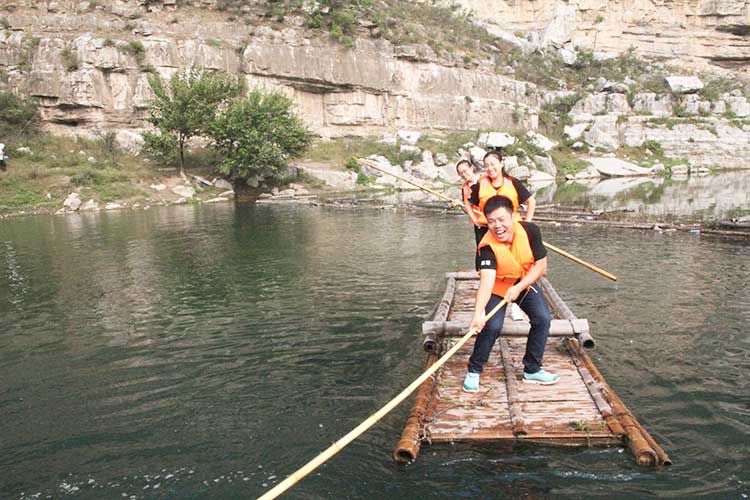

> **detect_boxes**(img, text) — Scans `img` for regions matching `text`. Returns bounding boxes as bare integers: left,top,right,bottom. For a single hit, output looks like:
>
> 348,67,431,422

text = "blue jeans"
467,283,551,374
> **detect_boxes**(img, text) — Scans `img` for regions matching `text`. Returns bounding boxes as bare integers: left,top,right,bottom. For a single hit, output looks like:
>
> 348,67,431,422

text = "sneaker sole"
462,385,479,393
523,378,560,385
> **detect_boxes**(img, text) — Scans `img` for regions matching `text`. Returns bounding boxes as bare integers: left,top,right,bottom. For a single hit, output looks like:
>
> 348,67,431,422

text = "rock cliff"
457,0,750,71
0,1,540,139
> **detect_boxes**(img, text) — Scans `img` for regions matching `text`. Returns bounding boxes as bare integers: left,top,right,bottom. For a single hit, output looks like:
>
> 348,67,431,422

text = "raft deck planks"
395,273,670,466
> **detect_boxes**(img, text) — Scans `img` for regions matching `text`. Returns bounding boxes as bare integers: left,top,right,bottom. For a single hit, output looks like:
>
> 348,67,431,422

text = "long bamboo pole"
354,157,617,282
256,299,508,500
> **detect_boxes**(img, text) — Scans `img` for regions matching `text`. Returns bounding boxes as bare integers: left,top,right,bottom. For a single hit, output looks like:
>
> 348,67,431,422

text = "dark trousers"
468,283,551,375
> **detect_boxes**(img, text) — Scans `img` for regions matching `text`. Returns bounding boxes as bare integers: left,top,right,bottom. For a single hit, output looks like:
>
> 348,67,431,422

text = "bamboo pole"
354,158,618,282
542,243,617,282
256,299,508,500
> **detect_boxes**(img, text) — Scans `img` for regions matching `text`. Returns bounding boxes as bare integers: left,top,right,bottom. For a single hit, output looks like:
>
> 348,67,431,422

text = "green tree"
0,91,39,140
143,69,242,175
208,88,312,191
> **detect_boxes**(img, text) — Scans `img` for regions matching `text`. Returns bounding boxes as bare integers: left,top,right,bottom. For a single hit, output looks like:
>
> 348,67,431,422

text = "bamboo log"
445,271,480,280
256,298,509,500
563,338,671,466
499,338,527,436
423,277,456,353
422,319,589,337
393,353,439,462
540,277,595,349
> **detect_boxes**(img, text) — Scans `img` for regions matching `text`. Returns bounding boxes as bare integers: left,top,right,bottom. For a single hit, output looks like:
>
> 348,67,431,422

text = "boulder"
105,202,123,210
592,52,617,62
115,130,144,154
150,183,166,191
434,153,449,166
567,165,600,180
486,132,516,149
214,179,233,190
564,123,588,140
397,130,421,145
633,93,673,117
172,185,195,198
63,193,82,211
80,199,99,211
665,76,704,94
412,151,441,180
16,147,32,154
503,156,520,171
526,131,557,152
509,165,530,180
726,95,750,117
558,47,577,66
527,170,556,183
585,157,654,177
583,115,620,151
400,144,421,155
469,146,488,164
570,94,606,116
533,155,557,177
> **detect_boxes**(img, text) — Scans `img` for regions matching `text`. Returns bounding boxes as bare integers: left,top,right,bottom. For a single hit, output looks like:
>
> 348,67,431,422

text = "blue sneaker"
463,372,480,392
523,369,560,385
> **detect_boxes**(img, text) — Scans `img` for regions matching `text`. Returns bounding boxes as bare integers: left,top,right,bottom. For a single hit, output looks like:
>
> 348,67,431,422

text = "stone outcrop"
455,0,750,71
0,2,540,138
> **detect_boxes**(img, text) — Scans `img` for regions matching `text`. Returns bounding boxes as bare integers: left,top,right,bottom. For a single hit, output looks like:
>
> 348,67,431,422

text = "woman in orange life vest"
466,150,536,246
462,194,559,392
456,158,479,212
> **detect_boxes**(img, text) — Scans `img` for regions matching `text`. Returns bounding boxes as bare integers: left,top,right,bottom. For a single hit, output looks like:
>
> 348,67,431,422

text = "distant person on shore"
0,143,6,172
467,150,536,245
463,195,558,392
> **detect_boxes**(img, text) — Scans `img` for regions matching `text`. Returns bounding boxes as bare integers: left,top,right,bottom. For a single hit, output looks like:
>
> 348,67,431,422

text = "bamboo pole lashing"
256,298,509,500
354,158,618,282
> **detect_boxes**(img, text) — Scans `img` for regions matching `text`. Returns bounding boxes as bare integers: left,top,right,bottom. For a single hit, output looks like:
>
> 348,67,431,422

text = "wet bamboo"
499,338,528,436
256,299,509,500
393,353,439,462
354,158,618,282
564,338,671,466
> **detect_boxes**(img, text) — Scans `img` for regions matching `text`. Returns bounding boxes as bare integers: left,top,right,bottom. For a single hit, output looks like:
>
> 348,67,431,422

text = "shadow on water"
0,201,748,499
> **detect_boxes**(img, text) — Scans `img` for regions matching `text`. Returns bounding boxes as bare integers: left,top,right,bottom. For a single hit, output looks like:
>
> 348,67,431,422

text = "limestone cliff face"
457,0,750,70
0,1,540,138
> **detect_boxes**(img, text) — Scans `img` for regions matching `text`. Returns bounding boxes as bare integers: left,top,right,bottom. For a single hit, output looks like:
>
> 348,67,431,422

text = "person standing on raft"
466,150,536,246
463,195,559,392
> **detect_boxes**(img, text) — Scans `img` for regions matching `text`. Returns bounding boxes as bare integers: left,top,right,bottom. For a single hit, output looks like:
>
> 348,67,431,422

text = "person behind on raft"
463,194,559,392
455,159,480,226
467,150,536,246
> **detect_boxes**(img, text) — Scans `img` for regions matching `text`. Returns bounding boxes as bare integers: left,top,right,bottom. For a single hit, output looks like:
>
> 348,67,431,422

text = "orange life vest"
473,174,521,226
478,221,535,297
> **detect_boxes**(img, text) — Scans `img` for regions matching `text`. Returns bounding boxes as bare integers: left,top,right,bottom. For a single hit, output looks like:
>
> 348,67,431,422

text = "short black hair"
455,159,473,175
483,150,503,163
483,195,514,217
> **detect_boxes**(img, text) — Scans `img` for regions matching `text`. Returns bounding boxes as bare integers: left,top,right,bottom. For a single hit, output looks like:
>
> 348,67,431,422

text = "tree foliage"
0,91,39,140
143,69,242,172
208,89,312,186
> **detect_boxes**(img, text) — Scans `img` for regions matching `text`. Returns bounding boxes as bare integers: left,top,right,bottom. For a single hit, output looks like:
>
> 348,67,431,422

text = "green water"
1,203,748,499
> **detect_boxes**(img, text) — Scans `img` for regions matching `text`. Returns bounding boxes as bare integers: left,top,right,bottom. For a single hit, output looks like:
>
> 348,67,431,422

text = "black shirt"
476,222,547,270
468,175,532,207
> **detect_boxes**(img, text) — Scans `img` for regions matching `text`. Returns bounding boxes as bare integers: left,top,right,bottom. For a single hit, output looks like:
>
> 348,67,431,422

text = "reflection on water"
0,203,749,499
533,170,750,221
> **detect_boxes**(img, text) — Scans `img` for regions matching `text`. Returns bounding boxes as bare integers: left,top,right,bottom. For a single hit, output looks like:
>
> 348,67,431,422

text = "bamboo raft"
394,272,671,467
